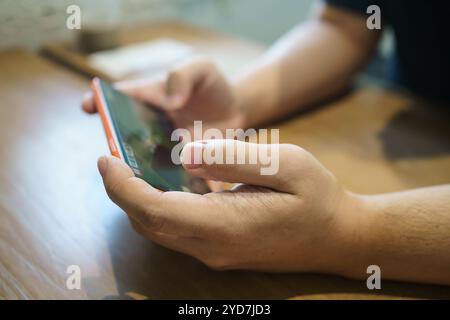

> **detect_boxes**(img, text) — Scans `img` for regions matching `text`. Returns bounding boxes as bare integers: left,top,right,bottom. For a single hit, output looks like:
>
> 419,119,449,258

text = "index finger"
82,77,167,114
81,79,151,114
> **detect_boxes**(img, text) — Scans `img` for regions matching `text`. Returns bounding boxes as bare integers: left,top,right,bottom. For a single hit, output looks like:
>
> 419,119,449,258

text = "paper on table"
87,38,194,79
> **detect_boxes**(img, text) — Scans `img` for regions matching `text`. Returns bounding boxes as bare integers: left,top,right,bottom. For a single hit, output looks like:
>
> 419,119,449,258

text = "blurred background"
0,0,392,83
0,0,315,49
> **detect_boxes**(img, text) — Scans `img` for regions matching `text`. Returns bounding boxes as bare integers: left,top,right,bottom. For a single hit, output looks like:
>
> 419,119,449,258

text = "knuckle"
276,144,312,189
105,179,126,203
129,220,146,236
167,69,182,82
280,143,306,157
198,58,216,70
189,56,217,74
105,176,141,203
141,206,166,232
280,144,311,166
190,55,214,66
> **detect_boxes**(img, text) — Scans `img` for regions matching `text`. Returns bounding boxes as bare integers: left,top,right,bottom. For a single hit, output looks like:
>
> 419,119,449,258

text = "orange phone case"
91,77,123,160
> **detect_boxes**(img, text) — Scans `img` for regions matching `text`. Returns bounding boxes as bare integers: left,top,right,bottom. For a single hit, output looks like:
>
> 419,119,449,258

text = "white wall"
0,0,315,50
0,0,390,82
175,0,314,44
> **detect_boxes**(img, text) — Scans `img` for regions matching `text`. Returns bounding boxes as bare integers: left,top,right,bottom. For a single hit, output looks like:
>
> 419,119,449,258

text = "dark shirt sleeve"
323,0,385,16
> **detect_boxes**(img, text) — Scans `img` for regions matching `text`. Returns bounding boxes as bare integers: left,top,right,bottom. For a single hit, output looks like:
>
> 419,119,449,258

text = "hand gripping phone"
91,77,211,194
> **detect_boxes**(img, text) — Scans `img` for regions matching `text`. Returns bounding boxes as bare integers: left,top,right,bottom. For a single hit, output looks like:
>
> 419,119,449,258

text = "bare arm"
82,4,381,131
235,3,382,127
232,3,450,284
343,185,450,285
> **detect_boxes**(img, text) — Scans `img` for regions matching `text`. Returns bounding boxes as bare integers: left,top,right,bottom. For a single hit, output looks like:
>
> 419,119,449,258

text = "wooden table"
1,23,450,300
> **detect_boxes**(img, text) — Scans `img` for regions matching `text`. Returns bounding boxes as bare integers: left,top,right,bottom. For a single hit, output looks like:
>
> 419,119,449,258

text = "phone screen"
98,80,210,194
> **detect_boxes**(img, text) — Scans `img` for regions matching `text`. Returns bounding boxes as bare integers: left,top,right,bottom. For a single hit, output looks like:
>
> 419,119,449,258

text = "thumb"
97,156,161,217
181,140,299,193
97,155,137,190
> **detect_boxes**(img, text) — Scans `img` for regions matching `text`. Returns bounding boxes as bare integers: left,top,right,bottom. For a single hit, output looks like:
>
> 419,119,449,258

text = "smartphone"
91,77,211,194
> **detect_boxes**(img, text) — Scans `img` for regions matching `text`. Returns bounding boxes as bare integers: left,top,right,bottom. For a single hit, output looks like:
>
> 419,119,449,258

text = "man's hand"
96,139,450,285
82,58,245,132
97,140,363,274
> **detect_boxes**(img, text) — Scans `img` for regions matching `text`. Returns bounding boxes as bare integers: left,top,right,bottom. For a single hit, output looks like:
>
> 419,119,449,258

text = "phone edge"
91,78,124,160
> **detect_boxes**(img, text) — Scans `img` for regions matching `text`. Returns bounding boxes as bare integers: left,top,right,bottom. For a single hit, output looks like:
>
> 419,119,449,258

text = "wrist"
317,190,375,279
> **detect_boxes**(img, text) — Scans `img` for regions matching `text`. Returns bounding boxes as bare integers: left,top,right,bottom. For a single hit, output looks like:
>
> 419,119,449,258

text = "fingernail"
182,141,206,168
97,156,109,177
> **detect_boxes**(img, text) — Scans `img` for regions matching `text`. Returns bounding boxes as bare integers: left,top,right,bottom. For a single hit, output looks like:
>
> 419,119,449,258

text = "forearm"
342,185,450,285
233,4,380,128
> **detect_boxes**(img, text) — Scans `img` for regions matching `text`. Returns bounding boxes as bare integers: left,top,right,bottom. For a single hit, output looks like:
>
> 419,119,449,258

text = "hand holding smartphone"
91,78,211,194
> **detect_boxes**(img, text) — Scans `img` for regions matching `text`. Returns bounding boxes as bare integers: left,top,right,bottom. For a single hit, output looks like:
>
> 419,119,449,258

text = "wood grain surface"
1,23,450,300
